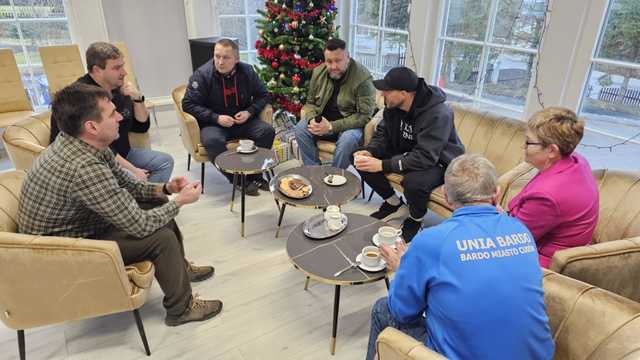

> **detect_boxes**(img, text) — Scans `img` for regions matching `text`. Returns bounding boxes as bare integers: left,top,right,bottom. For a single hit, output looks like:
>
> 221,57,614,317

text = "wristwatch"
133,95,145,103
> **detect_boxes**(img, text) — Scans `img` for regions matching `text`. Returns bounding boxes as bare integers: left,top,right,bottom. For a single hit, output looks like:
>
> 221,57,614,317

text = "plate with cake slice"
278,174,313,199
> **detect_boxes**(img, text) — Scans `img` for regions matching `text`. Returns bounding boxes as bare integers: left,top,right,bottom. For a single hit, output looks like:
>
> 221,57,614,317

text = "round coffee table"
270,165,361,237
214,147,278,237
286,213,389,355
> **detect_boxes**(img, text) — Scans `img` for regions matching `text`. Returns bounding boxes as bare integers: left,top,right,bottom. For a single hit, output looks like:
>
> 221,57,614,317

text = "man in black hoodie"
182,38,275,196
354,67,464,242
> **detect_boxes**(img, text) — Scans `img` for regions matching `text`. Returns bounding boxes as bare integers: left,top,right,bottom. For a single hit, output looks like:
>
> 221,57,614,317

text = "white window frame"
0,0,71,108
348,0,410,79
217,0,258,64
573,0,640,143
435,0,545,115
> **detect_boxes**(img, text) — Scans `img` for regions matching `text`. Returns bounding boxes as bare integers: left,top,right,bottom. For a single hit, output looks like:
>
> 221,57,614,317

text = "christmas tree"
255,0,339,117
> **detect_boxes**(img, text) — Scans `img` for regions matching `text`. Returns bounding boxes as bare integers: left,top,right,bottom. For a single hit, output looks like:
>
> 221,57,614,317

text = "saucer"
237,145,258,154
372,233,399,248
323,174,347,186
356,253,386,272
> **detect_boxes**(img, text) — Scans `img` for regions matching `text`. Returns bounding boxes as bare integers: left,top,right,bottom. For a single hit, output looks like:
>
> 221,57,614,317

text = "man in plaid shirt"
18,83,222,327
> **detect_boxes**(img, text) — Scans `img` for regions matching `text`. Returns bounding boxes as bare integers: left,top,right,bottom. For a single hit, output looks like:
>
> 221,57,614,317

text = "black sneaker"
401,217,422,243
253,177,270,191
370,198,405,220
235,180,259,196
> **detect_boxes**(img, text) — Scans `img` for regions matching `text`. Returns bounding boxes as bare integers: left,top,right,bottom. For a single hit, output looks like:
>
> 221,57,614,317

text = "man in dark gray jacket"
354,67,465,242
182,38,274,196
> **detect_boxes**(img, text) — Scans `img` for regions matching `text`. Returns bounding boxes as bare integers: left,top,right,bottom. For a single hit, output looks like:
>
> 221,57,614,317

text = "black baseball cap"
373,67,419,91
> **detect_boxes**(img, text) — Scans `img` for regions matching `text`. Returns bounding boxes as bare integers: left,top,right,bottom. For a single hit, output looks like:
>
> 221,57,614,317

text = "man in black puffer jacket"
354,67,465,242
182,38,274,196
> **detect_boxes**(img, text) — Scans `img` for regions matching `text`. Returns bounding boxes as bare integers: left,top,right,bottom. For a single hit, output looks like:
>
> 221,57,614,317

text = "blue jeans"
126,147,175,183
366,297,427,360
294,119,362,169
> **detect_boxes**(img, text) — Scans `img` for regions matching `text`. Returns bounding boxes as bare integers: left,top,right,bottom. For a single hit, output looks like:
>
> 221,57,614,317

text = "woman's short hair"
445,154,498,206
528,107,584,157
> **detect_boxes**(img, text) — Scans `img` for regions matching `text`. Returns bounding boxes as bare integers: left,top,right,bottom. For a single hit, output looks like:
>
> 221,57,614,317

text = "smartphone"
314,115,322,123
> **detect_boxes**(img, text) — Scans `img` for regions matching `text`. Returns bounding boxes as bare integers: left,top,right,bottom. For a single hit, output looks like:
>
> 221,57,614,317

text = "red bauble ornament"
271,61,279,69
292,74,301,84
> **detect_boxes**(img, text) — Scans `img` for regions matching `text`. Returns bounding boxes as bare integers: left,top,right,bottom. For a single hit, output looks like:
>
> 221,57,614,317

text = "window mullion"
434,0,451,84
591,57,640,71
244,0,250,59
375,0,385,74
590,0,614,62
477,0,499,100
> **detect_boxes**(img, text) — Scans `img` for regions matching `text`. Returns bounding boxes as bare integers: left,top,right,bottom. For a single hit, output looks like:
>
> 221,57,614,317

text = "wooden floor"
0,107,441,360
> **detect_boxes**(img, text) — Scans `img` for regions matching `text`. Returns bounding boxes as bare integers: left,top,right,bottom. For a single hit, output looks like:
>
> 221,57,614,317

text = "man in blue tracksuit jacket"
182,38,274,196
366,154,554,360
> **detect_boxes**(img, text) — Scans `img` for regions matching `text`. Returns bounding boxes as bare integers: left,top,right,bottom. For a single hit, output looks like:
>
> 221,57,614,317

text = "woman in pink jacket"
508,107,599,268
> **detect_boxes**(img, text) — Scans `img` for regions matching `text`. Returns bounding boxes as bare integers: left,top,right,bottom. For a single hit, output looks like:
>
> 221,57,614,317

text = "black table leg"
241,174,246,237
384,276,390,290
230,173,238,212
331,284,341,355
17,330,25,360
275,202,287,238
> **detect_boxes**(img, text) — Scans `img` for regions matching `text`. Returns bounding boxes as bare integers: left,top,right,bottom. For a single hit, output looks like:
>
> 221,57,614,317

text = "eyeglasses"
524,141,544,147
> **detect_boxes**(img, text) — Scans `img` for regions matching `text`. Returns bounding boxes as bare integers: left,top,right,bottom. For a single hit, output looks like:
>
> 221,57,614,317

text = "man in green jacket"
294,38,376,169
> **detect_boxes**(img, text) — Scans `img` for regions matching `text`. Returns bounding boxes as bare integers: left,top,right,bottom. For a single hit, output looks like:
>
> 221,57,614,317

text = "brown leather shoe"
165,295,223,327
187,261,214,282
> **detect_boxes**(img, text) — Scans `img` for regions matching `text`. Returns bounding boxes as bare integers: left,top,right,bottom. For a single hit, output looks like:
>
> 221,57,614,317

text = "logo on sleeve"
191,81,199,89
121,108,131,119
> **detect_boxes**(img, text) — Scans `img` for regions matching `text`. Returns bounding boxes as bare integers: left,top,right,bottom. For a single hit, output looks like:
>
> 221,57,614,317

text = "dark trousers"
359,166,445,218
201,118,276,183
99,203,192,317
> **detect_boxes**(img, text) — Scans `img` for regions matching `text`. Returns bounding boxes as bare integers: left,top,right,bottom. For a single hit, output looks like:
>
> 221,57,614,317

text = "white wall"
184,0,220,38
65,0,108,65
101,0,193,99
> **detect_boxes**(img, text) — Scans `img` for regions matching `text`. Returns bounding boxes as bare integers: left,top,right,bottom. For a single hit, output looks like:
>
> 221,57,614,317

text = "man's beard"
329,70,345,80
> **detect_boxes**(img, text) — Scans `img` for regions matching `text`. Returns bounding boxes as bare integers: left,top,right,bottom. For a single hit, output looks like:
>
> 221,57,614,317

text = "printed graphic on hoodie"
400,119,413,141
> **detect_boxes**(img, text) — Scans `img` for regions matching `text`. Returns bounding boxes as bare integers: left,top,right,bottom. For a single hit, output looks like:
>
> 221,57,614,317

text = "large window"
436,0,546,114
0,0,71,108
579,0,640,139
217,0,262,65
349,0,410,79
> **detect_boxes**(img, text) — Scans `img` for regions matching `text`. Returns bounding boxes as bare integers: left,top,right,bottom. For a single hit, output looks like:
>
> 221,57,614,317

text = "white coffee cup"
378,226,402,246
239,139,254,151
354,155,368,166
361,246,381,267
324,205,342,231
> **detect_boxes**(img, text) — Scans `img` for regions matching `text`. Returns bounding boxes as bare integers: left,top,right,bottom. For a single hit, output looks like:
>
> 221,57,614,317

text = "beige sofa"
366,104,640,302
376,270,640,360
0,170,156,359
499,165,640,302
2,110,150,171
364,103,531,218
